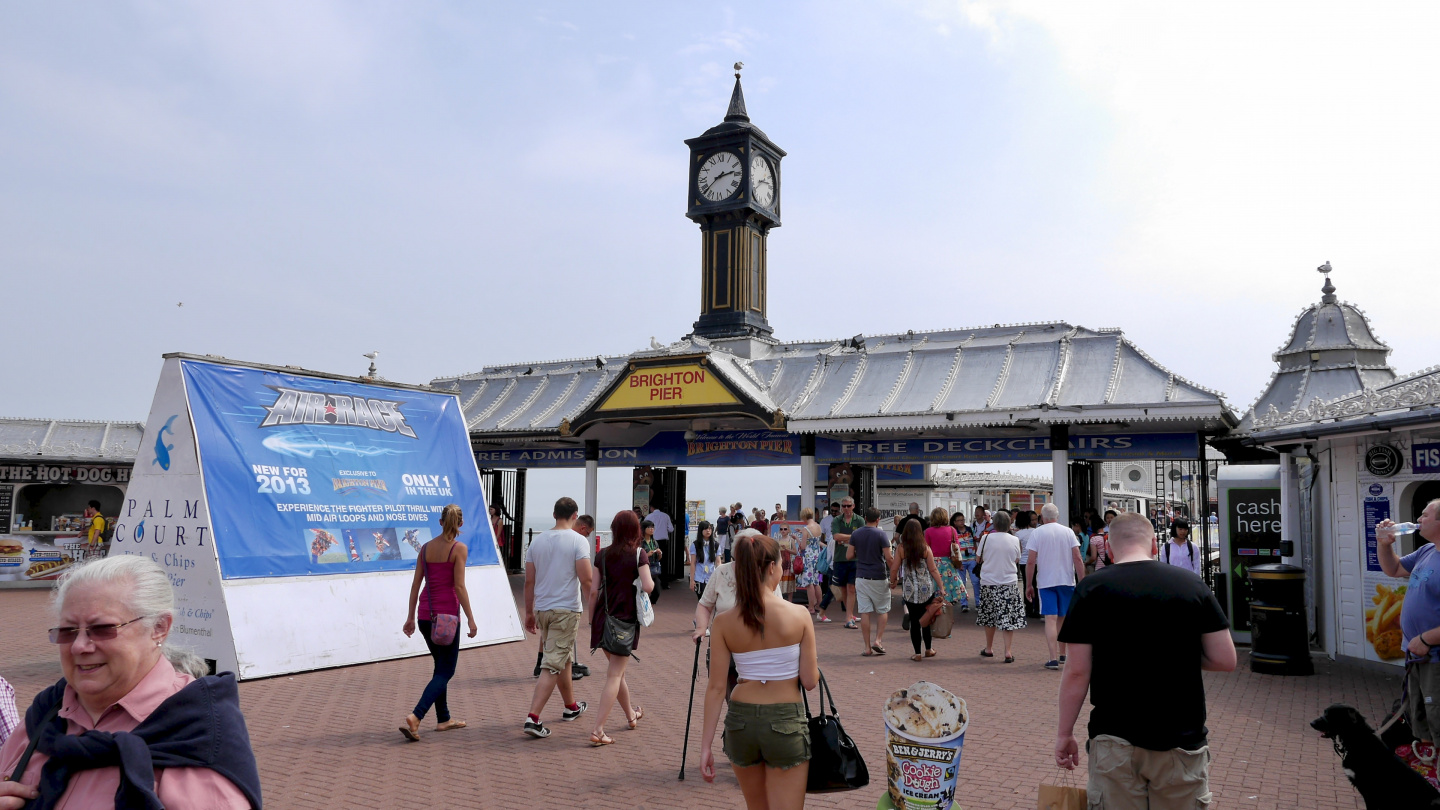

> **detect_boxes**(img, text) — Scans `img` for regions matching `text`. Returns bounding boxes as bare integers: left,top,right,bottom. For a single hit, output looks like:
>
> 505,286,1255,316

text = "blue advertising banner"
1415,443,1440,475
1364,493,1390,573
182,361,497,579
474,431,1199,469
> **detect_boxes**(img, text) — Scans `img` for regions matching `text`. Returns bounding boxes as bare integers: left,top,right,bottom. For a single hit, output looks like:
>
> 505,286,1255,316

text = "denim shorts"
723,701,811,770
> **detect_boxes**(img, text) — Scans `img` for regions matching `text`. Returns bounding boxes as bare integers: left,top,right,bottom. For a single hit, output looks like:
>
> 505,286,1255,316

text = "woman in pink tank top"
399,504,478,741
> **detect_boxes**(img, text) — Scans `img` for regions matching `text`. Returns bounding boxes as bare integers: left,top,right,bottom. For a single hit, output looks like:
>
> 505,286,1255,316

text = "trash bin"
1248,563,1313,676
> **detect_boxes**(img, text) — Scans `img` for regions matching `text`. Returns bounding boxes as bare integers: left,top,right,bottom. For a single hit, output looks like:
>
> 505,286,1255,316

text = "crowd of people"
8,495,1432,809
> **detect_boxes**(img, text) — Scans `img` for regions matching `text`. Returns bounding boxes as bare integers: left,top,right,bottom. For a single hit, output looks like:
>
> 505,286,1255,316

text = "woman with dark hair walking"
700,532,819,808
690,521,720,599
586,510,655,746
400,504,478,741
891,519,945,661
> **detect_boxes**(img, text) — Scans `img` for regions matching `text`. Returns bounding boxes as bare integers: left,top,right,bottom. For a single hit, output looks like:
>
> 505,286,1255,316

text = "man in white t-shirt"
648,505,674,589
1025,503,1085,671
523,497,593,738
534,515,593,679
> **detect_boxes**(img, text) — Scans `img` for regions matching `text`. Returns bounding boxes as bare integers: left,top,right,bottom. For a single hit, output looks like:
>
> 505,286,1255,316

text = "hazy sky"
5,2,1438,526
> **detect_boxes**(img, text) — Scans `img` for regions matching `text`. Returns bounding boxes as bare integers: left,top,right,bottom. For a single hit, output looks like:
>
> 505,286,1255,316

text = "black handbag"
802,670,868,792
972,537,987,579
597,548,639,658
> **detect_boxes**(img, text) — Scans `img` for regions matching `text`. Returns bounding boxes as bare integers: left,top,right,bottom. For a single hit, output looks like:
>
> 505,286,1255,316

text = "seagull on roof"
649,336,664,350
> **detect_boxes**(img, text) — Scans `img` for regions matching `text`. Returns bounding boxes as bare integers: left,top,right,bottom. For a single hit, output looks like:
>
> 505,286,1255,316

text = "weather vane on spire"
734,61,744,78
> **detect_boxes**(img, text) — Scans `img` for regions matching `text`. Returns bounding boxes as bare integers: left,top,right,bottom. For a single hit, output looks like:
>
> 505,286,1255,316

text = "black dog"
1312,703,1440,809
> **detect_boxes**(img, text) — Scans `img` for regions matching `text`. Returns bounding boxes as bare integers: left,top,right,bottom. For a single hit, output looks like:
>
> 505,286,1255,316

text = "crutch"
678,632,704,779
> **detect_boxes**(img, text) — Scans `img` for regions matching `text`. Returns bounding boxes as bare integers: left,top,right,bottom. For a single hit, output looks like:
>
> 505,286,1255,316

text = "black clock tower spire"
686,65,784,341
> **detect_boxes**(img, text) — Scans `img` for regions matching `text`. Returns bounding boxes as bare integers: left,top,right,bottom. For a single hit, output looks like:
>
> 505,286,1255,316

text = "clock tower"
686,66,785,341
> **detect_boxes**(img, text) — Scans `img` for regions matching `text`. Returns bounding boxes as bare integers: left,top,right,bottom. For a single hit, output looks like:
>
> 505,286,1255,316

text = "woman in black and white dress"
974,510,1026,663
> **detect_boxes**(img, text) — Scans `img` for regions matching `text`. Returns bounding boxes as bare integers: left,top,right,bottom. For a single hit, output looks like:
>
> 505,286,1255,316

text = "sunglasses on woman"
48,616,149,644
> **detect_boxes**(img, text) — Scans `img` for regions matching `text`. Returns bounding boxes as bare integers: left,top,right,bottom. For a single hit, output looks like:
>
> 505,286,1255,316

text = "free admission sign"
109,355,521,679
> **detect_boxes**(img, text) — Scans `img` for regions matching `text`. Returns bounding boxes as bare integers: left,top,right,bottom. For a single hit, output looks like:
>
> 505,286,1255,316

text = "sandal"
862,650,875,656
628,706,644,729
980,649,994,658
589,731,615,747
911,654,923,662
844,620,858,629
924,649,937,658
872,643,886,655
1004,655,1015,663
436,720,467,732
399,716,420,742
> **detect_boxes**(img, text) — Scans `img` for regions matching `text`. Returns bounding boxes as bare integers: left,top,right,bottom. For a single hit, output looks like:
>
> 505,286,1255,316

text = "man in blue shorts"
1026,502,1085,670
831,497,865,628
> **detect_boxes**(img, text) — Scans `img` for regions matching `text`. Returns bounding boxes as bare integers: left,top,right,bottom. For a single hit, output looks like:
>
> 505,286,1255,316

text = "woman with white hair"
0,554,262,809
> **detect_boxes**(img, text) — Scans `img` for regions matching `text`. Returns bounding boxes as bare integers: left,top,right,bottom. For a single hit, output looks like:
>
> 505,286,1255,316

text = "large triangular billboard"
111,354,522,679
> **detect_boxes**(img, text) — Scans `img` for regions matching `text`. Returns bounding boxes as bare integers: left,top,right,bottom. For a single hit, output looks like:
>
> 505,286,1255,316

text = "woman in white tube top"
700,530,819,808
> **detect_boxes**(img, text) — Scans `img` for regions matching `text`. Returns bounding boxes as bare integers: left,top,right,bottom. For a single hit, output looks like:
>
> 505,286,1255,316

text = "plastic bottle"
1387,522,1420,535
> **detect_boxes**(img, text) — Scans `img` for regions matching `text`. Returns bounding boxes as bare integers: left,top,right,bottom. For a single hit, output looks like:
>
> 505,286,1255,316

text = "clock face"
698,152,743,201
750,155,775,207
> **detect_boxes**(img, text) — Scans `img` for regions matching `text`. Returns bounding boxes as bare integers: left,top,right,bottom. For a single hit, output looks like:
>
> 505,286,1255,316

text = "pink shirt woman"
0,658,251,808
0,554,258,809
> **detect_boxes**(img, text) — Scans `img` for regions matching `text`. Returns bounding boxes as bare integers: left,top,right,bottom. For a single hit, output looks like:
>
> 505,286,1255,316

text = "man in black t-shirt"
1055,512,1235,808
895,503,925,540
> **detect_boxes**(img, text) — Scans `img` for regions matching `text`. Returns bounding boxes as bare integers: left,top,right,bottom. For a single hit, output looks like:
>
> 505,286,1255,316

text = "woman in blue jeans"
400,504,479,741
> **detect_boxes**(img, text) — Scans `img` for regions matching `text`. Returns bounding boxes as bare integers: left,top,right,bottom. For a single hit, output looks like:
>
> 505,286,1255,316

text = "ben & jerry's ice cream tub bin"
883,681,967,810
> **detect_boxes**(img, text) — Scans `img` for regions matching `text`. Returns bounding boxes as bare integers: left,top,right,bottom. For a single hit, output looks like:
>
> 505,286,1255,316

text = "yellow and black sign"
598,364,739,411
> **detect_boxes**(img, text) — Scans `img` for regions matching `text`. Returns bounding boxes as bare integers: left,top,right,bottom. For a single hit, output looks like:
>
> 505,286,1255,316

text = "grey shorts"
855,577,892,614
1405,660,1440,742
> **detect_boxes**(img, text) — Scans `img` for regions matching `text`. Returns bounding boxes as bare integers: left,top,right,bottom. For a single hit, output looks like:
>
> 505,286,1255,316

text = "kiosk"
0,418,142,588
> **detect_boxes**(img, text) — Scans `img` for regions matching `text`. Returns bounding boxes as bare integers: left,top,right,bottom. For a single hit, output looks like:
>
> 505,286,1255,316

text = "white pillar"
584,440,599,549
1279,449,1298,566
1051,426,1070,523
800,443,812,513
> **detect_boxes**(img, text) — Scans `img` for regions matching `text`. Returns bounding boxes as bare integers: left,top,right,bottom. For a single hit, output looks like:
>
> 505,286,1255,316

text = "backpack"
1164,540,1195,564
716,515,730,536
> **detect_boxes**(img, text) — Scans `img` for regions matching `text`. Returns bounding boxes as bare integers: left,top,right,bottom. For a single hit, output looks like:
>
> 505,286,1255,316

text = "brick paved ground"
1,580,1396,809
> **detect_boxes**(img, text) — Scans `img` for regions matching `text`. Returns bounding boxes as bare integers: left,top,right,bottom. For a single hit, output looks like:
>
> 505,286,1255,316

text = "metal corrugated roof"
436,322,1234,438
1236,273,1397,433
1249,364,1440,435
0,418,144,462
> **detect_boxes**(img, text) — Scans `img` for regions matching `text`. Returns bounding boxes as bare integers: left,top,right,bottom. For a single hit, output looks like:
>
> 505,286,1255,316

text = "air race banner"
110,356,520,680
474,430,1200,468
181,361,498,579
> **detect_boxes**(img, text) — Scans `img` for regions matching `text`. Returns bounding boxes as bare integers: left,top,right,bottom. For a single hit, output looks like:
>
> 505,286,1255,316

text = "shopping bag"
1037,772,1086,810
930,601,954,639
635,550,655,627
